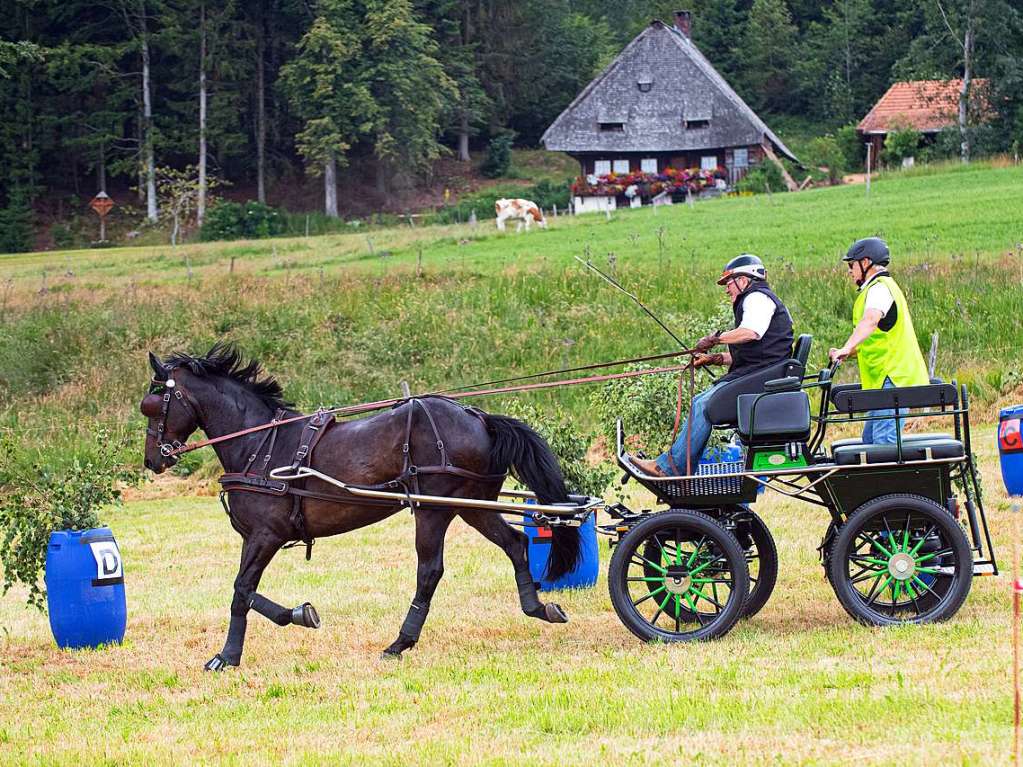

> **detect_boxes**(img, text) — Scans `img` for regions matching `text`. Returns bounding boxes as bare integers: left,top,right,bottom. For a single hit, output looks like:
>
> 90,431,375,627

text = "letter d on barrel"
45,527,127,649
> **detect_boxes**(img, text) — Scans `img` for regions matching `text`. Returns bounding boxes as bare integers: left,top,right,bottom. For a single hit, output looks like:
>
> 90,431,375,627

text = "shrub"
735,161,785,194
200,200,286,241
480,132,515,179
805,135,846,183
0,189,35,253
0,431,141,610
501,402,615,497
883,124,921,166
835,123,864,172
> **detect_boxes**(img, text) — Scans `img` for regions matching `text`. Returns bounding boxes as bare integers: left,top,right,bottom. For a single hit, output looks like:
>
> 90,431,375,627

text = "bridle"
145,376,199,463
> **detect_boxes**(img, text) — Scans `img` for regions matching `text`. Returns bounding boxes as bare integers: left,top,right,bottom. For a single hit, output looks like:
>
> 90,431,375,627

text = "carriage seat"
831,437,964,466
736,390,811,444
831,433,952,450
704,334,813,428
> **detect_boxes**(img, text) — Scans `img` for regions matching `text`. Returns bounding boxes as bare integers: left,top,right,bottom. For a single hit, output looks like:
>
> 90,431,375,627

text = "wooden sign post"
90,192,114,242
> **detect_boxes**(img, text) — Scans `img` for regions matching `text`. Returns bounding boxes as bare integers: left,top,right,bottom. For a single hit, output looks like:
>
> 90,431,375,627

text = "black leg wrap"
220,613,247,665
398,601,430,642
516,570,544,617
248,592,291,626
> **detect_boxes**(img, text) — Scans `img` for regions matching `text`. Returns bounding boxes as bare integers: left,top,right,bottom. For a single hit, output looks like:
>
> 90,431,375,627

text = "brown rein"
163,350,703,459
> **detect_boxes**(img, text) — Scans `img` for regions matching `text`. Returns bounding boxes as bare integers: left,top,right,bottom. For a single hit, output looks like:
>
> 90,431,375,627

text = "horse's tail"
483,414,581,581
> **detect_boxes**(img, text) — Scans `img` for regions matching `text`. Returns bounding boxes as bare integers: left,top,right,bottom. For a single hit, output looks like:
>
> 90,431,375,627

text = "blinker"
140,393,163,417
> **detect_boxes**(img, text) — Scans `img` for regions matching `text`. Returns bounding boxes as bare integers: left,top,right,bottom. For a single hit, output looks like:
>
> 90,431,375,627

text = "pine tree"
736,0,800,114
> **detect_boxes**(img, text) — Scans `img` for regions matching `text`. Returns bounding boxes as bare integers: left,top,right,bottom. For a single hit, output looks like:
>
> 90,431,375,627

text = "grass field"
1,161,1022,764
0,437,1018,765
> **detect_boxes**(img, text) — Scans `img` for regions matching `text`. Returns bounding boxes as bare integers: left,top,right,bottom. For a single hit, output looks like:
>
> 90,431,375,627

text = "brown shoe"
632,457,665,477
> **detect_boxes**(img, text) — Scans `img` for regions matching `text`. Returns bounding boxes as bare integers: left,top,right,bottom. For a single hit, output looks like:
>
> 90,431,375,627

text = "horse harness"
217,397,507,560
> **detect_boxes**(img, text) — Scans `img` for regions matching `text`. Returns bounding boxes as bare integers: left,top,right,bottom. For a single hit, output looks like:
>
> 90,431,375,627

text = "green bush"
835,124,864,173
0,190,35,253
200,200,287,241
480,132,514,179
735,161,785,194
0,431,141,610
501,402,614,497
805,135,846,183
883,125,921,166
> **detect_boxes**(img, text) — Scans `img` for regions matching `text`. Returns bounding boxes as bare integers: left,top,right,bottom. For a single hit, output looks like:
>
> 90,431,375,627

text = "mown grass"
0,437,1017,765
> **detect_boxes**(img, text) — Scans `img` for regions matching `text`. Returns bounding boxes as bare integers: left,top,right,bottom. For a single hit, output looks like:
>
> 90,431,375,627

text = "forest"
0,0,1021,251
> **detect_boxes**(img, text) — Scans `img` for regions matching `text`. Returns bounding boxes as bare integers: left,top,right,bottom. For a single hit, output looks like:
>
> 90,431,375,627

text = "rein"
157,352,702,459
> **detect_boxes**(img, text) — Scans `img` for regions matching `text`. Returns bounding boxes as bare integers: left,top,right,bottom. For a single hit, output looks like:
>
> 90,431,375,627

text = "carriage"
601,334,997,641
142,336,997,667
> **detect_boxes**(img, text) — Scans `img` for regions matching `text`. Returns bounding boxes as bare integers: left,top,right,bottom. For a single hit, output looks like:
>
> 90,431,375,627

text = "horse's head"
140,352,202,473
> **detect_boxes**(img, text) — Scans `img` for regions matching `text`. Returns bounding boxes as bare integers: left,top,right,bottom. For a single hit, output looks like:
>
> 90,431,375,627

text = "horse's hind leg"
381,509,456,659
460,511,568,624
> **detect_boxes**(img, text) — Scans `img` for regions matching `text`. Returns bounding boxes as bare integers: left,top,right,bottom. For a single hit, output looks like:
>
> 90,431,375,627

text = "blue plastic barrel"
45,527,127,649
999,405,1023,496
526,510,599,592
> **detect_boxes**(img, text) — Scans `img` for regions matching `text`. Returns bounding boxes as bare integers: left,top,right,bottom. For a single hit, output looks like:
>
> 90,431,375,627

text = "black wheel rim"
626,525,739,638
842,508,959,620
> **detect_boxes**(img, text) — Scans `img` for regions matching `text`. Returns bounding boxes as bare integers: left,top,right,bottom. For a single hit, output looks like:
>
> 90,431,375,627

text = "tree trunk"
457,109,470,162
141,6,158,221
197,0,208,226
324,156,338,218
256,19,267,203
959,17,973,164
98,141,106,193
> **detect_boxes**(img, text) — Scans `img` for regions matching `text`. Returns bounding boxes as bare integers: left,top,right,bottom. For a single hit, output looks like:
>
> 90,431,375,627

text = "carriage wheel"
640,507,776,620
828,494,972,626
609,510,749,642
731,508,778,619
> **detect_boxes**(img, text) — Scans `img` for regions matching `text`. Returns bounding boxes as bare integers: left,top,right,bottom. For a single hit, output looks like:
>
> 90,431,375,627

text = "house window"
637,79,653,93
598,122,625,132
640,157,658,173
685,119,710,130
612,159,630,175
593,159,611,176
733,148,749,168
701,155,718,172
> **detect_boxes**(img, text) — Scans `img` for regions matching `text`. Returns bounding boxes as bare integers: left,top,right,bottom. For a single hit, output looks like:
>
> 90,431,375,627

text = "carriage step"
971,563,996,577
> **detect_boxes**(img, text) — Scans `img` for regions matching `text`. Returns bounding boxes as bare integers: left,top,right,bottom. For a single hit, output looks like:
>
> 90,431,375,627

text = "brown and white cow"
494,198,547,232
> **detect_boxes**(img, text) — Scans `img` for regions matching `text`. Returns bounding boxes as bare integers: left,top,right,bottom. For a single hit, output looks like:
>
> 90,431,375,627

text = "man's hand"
829,346,852,363
694,353,726,368
694,332,720,352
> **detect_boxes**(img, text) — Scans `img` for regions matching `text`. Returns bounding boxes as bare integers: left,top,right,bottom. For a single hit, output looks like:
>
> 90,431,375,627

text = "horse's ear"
148,351,168,379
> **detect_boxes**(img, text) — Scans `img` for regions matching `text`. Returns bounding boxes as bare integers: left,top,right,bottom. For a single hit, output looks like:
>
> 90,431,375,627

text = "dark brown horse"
140,345,581,670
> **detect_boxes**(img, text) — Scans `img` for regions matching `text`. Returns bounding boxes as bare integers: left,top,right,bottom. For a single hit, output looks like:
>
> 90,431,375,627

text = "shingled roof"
541,20,796,161
858,79,990,134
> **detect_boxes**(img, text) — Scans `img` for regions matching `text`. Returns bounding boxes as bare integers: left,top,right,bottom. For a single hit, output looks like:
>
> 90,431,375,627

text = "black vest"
720,283,794,383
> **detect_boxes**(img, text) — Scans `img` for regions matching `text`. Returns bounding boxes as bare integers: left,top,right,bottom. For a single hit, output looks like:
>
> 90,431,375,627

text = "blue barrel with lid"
999,405,1023,496
45,527,127,649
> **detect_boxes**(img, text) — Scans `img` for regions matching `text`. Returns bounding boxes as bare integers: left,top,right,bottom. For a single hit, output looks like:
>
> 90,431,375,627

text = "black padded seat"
832,438,964,466
736,391,811,444
831,433,952,450
705,334,813,427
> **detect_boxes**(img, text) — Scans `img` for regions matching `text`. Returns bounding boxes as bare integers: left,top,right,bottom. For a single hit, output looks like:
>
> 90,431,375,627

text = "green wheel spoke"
632,553,667,574
916,548,953,563
916,566,941,575
908,525,938,556
851,570,886,586
891,580,902,604
901,513,912,552
689,587,725,611
686,536,708,568
688,556,725,577
683,592,700,616
650,591,673,626
627,576,667,583
863,534,894,558
865,574,893,606
911,575,940,600
632,585,666,607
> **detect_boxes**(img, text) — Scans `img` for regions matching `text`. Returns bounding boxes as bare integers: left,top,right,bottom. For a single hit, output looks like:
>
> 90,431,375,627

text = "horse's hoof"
203,653,235,672
291,602,321,629
380,650,403,662
544,603,569,623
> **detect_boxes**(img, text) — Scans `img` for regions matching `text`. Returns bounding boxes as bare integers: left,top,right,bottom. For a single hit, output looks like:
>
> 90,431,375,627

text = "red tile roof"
858,79,990,134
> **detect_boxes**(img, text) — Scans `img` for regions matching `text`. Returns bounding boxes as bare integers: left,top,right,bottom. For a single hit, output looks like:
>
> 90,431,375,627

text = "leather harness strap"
218,397,506,560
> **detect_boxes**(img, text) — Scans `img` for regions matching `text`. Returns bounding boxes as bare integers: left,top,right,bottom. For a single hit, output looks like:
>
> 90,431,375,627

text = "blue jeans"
656,382,722,475
862,377,905,444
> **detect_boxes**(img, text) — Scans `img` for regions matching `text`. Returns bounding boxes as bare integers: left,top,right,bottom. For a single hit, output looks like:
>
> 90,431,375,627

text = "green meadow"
1,161,1023,764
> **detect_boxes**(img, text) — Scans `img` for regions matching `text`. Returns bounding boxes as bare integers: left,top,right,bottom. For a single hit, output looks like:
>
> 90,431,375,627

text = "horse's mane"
164,343,293,410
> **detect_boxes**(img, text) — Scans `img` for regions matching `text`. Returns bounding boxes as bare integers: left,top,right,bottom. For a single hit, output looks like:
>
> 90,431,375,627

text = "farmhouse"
858,79,991,161
541,10,797,211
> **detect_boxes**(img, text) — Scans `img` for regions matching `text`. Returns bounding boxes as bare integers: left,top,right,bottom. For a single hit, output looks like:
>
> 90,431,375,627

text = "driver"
635,254,794,477
828,237,929,444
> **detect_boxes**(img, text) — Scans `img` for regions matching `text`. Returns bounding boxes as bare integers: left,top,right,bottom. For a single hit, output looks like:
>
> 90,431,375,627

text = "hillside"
1,161,1022,471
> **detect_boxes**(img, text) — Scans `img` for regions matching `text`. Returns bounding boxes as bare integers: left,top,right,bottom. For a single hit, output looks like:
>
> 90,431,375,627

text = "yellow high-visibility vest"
852,273,929,390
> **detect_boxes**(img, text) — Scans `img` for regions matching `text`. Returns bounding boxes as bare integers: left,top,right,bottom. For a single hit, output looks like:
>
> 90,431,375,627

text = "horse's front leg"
204,526,318,671
381,509,456,659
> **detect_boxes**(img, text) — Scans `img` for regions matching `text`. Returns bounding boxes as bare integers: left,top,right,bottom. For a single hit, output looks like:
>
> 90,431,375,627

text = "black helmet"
717,253,766,285
843,237,890,266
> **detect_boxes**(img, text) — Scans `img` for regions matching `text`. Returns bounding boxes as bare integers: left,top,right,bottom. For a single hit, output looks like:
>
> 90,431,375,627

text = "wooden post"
927,332,939,380
865,143,872,197
417,246,423,278
400,380,411,399
552,203,558,218
229,256,235,274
